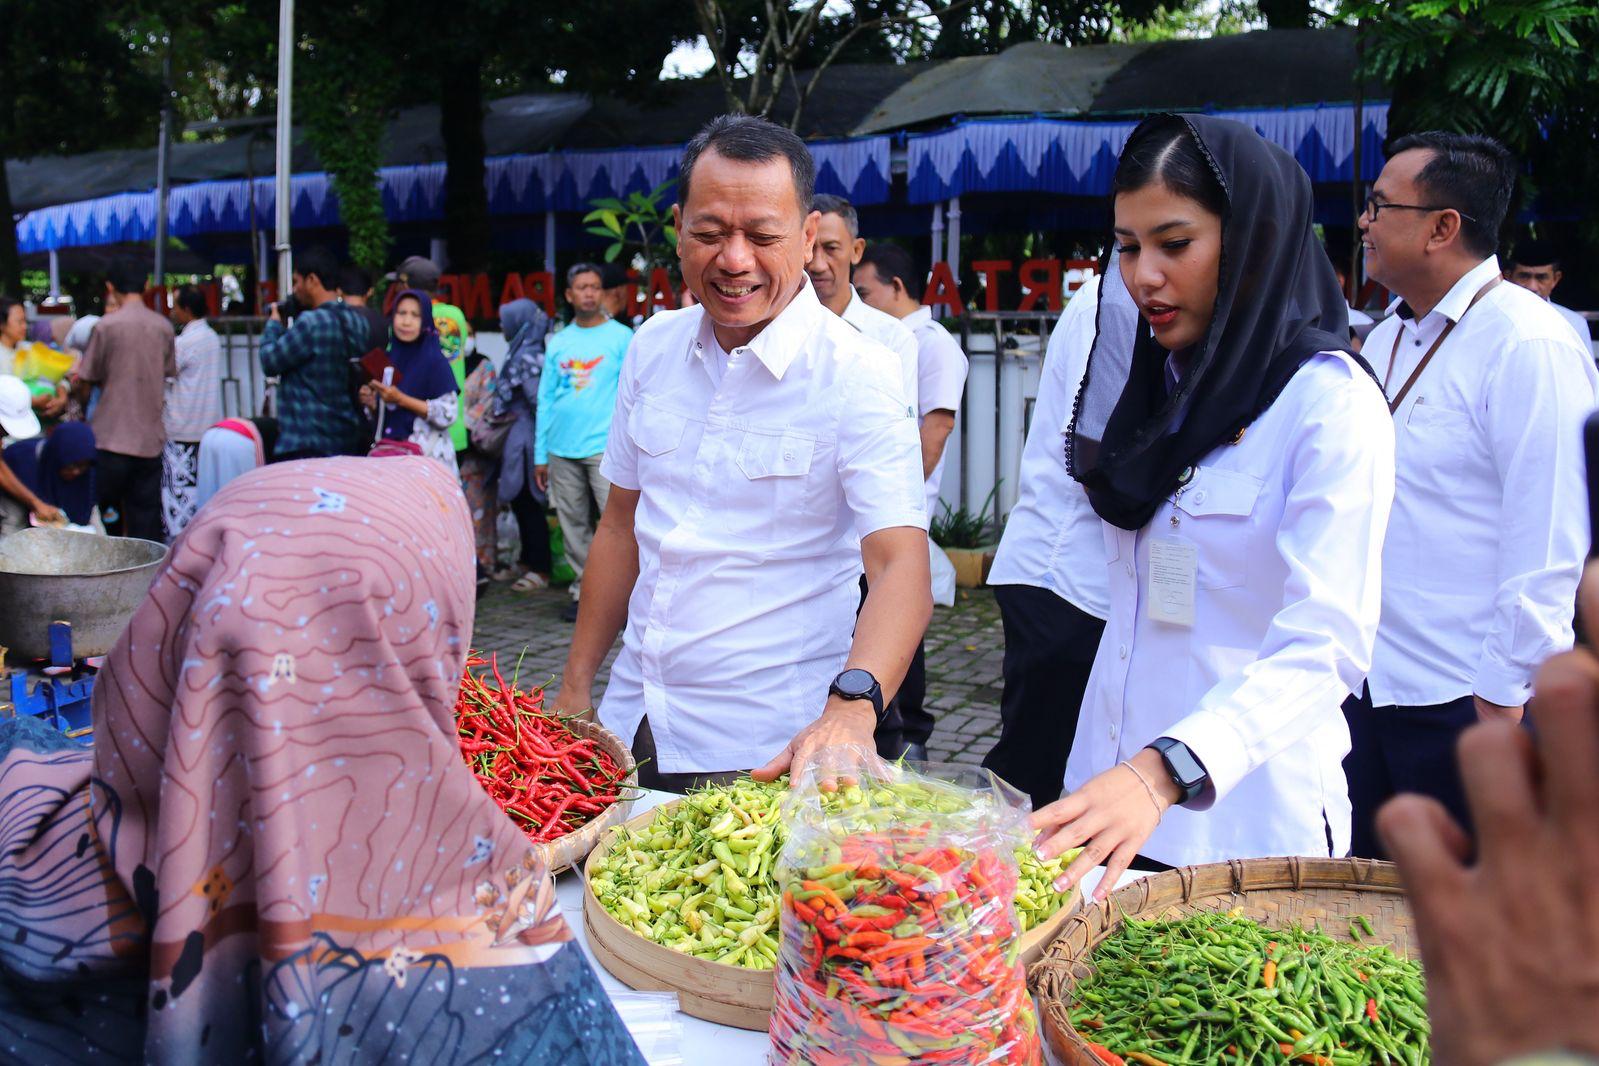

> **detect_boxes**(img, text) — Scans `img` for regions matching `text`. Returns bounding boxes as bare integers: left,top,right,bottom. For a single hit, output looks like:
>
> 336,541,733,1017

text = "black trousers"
875,641,931,756
96,449,163,542
507,483,554,575
982,584,1106,810
1343,685,1477,860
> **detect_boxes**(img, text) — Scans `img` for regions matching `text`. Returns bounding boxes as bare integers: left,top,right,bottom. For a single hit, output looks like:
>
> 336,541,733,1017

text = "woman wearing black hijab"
1031,114,1396,894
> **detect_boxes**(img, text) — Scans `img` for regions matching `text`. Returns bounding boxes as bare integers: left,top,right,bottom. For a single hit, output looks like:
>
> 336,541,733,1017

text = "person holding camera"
258,247,369,461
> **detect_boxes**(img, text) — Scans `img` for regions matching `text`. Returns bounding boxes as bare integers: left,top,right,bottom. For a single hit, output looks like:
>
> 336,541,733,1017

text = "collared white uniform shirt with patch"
1065,351,1395,866
900,305,970,518
1365,255,1599,709
597,281,927,773
842,286,919,419
989,276,1109,618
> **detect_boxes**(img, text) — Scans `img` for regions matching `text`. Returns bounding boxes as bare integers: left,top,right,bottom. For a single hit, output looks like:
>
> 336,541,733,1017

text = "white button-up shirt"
1066,351,1395,866
842,286,919,418
1550,301,1592,356
989,275,1109,618
597,281,927,773
1366,255,1599,708
900,305,970,517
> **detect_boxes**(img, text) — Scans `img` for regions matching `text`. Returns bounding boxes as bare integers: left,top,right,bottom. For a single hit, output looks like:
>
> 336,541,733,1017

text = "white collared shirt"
1366,255,1599,708
842,286,919,418
1066,351,1395,866
597,281,927,773
900,305,970,517
988,276,1109,617
164,317,223,442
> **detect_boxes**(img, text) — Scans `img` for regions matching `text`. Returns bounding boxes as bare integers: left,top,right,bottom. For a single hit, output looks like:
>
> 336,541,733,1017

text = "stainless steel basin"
0,528,167,662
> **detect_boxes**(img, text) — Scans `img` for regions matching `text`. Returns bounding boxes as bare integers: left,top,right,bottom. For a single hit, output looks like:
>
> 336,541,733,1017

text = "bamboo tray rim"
530,715,638,877
1030,856,1414,1066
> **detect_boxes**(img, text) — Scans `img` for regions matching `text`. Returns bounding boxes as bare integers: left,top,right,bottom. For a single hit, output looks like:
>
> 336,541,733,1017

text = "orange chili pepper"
1263,959,1278,989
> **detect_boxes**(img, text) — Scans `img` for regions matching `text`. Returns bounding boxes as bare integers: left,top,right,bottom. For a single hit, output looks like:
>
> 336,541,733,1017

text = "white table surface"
557,788,1139,1065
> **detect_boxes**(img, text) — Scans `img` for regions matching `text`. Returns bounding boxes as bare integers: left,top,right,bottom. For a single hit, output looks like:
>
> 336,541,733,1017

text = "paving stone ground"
470,582,1005,763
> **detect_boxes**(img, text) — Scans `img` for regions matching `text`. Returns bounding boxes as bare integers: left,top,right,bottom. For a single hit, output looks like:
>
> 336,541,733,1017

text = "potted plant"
930,485,1002,588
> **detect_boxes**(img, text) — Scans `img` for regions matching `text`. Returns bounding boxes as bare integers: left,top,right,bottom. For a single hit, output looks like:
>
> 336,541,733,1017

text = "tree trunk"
440,58,489,273
0,162,21,296
1258,0,1313,29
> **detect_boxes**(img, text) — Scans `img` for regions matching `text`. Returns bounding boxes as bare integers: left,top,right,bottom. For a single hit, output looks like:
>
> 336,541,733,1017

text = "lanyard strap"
1384,276,1501,415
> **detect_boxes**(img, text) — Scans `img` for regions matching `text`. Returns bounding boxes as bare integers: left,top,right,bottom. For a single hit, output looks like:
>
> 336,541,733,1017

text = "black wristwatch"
1148,737,1209,804
829,668,886,723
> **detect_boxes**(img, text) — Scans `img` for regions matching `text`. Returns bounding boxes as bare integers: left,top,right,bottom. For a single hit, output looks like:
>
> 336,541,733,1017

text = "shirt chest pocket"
1172,467,1263,590
723,431,819,541
1401,403,1471,494
628,405,689,491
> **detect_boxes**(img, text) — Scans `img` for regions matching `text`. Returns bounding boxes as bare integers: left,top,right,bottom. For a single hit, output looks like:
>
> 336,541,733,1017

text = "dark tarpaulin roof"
855,28,1382,134
6,64,928,214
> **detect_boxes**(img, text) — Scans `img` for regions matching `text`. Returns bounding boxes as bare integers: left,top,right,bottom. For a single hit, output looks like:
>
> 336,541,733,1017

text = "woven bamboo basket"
1030,857,1418,1066
530,716,637,877
582,797,1082,1029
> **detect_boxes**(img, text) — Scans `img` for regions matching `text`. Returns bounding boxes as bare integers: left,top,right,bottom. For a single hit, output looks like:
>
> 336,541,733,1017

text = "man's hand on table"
752,697,877,787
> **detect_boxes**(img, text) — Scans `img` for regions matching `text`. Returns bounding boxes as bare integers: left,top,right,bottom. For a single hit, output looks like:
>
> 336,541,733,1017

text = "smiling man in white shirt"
547,115,931,791
1350,131,1599,858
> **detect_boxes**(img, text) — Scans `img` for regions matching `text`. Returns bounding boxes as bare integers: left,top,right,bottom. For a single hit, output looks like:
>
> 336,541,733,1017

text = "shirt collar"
689,279,822,382
1392,255,1501,324
903,305,934,330
179,318,209,337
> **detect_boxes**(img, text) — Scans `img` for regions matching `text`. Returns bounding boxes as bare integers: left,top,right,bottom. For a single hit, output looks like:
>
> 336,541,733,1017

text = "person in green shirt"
397,255,470,453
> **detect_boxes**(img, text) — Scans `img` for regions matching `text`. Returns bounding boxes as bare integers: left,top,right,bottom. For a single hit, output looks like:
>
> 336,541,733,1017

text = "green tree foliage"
0,0,162,291
1347,0,1599,244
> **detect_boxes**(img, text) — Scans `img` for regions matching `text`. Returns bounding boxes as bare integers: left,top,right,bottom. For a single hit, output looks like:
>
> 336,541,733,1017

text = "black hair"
0,295,20,325
1509,237,1560,270
679,114,815,215
1111,114,1228,219
566,262,604,287
600,262,629,289
811,194,859,237
294,246,340,292
858,242,919,295
339,263,373,297
106,257,149,297
175,286,208,320
1387,130,1516,259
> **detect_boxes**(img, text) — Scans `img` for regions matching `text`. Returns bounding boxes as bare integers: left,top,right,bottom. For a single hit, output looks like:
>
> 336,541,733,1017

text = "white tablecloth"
558,788,1139,1065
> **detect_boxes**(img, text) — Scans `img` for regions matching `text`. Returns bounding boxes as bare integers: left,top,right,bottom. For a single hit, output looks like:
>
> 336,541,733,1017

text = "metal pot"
0,528,167,662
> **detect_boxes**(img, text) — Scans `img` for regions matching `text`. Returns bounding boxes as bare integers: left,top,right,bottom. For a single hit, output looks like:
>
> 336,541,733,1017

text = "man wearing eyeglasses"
1345,131,1599,858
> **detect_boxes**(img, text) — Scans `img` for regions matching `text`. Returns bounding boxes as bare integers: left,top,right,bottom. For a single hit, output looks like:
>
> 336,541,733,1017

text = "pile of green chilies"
1069,912,1429,1066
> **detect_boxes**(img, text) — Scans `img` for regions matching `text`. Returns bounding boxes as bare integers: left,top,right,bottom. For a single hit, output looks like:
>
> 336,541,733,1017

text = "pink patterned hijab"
0,457,642,1064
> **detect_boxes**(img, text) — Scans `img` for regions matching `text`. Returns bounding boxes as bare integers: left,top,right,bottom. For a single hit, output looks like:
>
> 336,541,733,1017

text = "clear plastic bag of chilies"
768,748,1044,1066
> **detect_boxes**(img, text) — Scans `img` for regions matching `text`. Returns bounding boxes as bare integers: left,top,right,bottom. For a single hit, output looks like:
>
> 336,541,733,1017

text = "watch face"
833,668,875,697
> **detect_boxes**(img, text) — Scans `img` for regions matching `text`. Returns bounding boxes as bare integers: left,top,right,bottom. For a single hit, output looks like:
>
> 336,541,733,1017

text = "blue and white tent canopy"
904,103,1389,204
15,137,894,255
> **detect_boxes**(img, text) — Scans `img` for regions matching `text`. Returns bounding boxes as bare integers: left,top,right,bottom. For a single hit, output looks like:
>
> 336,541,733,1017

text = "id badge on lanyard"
1148,467,1198,627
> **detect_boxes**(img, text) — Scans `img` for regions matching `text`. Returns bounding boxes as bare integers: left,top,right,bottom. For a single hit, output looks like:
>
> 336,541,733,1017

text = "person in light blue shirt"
535,263,633,621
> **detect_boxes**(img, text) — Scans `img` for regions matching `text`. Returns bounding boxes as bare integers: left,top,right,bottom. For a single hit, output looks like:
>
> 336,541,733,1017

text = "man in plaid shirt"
260,247,369,460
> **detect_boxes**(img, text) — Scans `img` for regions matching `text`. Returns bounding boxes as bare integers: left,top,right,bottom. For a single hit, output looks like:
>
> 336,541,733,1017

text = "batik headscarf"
0,456,644,1065
1068,113,1366,530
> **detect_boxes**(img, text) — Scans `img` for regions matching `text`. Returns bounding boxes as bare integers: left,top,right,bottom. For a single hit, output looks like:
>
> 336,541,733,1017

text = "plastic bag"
930,538,957,607
768,749,1044,1066
608,991,684,1066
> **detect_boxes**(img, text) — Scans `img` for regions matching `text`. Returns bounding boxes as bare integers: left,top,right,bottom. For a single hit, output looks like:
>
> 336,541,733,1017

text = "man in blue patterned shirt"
259,247,369,460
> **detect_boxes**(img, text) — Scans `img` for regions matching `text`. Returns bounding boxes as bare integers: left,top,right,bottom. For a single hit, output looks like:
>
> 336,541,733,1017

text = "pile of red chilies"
456,654,628,844
770,825,1043,1066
